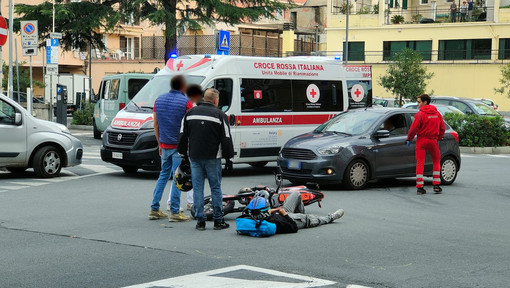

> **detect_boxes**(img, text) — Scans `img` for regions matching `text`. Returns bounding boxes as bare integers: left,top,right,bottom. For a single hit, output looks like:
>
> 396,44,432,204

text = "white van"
100,55,372,173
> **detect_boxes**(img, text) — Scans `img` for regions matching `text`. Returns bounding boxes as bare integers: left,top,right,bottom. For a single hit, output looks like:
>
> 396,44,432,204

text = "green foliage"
412,14,422,23
391,15,405,24
358,6,371,14
443,113,509,147
15,0,292,61
494,64,510,99
2,63,45,92
379,48,434,103
372,4,379,14
338,2,354,14
72,102,95,125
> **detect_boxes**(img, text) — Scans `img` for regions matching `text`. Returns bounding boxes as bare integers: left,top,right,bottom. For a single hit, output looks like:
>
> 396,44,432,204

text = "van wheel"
7,167,27,174
440,156,458,185
93,120,101,139
249,161,268,168
122,166,138,174
33,146,63,178
343,159,369,190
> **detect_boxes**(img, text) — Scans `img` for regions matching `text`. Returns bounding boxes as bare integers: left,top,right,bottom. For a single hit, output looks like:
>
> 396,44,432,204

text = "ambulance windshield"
127,75,205,111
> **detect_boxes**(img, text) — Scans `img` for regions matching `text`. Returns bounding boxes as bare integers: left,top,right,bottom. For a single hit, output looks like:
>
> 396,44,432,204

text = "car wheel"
248,161,268,168
122,166,138,174
440,156,458,185
7,167,27,174
344,159,369,190
93,120,101,139
33,146,63,178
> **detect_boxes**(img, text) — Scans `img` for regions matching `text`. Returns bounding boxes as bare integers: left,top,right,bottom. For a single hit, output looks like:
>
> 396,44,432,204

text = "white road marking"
79,164,118,174
122,265,336,288
83,156,102,160
0,185,30,190
0,190,7,193
347,285,373,288
6,181,48,187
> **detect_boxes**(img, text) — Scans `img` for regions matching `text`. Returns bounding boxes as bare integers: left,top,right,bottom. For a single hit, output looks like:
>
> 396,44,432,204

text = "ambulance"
100,55,372,173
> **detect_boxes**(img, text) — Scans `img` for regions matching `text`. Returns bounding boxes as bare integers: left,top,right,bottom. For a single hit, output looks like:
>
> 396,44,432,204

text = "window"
421,0,429,4
109,79,120,100
241,79,292,113
343,42,365,61
128,79,150,100
206,78,233,112
498,38,510,60
451,101,472,114
383,41,432,61
292,80,343,112
378,114,408,136
101,80,111,100
432,99,450,106
347,80,372,109
0,99,16,125
438,39,491,60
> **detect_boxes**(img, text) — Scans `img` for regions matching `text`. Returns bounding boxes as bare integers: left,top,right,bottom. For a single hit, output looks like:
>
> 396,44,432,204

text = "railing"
384,6,494,24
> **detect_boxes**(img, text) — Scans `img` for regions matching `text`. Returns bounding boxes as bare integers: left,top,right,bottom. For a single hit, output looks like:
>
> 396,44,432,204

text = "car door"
105,78,121,125
373,113,413,177
0,98,27,165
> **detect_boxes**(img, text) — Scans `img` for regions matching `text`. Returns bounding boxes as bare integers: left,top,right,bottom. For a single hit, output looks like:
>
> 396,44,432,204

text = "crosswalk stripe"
7,181,48,186
79,164,119,173
0,185,30,190
83,156,102,160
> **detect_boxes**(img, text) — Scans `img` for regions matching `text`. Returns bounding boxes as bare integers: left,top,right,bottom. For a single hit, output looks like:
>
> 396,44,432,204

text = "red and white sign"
0,17,7,46
306,84,320,103
351,84,365,102
254,90,262,99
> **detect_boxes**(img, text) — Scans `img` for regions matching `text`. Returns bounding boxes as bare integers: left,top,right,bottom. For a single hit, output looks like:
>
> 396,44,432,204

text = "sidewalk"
460,146,510,154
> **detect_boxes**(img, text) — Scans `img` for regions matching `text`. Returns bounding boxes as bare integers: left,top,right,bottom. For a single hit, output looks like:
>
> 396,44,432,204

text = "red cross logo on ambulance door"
176,61,184,71
254,90,262,99
306,84,320,103
351,84,364,103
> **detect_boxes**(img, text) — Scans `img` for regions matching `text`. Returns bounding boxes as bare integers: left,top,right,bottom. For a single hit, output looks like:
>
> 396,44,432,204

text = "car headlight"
318,145,343,155
57,124,70,134
140,120,154,130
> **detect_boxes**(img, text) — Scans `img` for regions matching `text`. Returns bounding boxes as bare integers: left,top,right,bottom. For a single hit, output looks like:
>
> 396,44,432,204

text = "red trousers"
415,138,441,188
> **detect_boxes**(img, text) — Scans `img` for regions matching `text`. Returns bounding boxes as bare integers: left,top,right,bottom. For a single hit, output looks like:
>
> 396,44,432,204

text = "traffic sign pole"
8,0,13,99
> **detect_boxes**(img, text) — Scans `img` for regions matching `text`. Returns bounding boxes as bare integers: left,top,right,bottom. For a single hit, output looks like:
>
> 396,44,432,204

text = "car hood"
284,132,354,151
32,117,69,134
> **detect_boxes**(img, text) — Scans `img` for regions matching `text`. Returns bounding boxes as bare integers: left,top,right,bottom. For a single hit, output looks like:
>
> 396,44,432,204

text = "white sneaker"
330,209,344,222
166,204,171,211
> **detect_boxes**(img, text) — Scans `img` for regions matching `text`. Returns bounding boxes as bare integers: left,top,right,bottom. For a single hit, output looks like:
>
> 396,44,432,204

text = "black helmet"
175,158,192,192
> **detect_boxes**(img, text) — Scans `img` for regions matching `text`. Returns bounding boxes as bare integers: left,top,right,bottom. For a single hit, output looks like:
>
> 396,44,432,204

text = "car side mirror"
14,112,22,125
374,129,390,138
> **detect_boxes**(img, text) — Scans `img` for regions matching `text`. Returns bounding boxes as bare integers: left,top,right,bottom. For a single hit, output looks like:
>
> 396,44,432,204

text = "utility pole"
345,0,349,65
8,0,13,99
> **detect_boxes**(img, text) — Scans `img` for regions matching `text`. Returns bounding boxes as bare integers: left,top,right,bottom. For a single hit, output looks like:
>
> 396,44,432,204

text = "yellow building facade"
325,0,510,110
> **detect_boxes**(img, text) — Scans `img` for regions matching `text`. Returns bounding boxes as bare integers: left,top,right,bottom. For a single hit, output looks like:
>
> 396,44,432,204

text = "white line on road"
0,190,8,193
122,265,336,288
0,185,30,190
6,181,48,187
347,285,373,288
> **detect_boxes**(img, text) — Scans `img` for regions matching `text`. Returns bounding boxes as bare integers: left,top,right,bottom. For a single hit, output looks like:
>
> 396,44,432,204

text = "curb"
68,124,93,131
460,146,510,154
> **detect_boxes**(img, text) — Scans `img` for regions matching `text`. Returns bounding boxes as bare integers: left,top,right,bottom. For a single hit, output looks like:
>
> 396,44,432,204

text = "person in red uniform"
406,94,446,195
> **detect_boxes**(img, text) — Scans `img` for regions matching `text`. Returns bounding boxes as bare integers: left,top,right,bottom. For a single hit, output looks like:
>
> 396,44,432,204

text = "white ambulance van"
100,55,372,173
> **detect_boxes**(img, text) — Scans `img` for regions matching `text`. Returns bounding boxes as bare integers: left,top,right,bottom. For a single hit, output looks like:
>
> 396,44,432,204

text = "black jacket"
267,213,298,234
177,101,234,160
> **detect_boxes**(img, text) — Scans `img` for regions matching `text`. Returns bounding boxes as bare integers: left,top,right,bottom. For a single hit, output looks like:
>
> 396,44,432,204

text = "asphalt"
0,132,509,288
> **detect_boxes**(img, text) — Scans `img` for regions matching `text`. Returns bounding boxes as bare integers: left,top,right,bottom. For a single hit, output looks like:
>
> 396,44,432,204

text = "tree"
2,62,45,94
379,48,434,104
15,0,291,62
494,63,510,99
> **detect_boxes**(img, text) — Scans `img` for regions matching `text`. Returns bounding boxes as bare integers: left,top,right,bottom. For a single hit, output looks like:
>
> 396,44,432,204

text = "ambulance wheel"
122,166,138,174
343,159,369,190
440,156,458,185
249,161,268,168
93,120,101,139
190,198,235,221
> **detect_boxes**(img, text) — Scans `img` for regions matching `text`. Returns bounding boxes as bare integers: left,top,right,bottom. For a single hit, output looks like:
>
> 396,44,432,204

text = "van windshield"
127,75,205,111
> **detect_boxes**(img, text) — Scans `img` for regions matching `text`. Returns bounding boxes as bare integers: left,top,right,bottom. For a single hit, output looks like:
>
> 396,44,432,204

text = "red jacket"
407,105,446,141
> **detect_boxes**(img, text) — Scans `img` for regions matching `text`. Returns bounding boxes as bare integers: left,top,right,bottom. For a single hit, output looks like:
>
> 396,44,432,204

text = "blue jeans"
190,158,223,222
151,148,182,213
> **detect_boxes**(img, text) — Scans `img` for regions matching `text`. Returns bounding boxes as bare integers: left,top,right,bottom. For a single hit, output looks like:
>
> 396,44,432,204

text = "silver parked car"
277,108,461,189
0,94,83,177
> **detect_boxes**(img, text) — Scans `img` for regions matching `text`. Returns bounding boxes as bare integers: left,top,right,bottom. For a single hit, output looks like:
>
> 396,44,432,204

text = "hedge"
443,113,510,147
72,102,95,125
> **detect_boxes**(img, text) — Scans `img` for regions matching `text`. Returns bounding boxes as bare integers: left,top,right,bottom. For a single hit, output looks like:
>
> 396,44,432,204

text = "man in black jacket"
267,192,344,234
178,88,234,231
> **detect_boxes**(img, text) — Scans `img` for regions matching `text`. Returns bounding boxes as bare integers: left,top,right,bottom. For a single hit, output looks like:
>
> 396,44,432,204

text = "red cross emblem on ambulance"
306,84,320,103
351,84,364,103
254,90,262,99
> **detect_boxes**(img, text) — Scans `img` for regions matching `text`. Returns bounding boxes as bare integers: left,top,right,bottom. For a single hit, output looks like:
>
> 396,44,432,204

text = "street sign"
216,30,230,55
22,47,38,56
0,16,7,46
47,63,58,75
21,20,38,48
46,39,59,64
50,32,62,39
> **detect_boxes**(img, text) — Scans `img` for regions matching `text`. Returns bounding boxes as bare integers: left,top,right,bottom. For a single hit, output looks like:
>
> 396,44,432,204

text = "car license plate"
287,160,301,170
112,152,123,159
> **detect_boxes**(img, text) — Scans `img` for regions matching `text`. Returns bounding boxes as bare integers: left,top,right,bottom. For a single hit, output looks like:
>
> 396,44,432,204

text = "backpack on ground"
235,192,276,237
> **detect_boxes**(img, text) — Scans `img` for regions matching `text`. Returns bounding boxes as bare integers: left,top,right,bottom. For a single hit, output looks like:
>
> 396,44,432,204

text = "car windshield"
437,105,464,115
315,110,381,135
472,102,499,116
126,75,205,111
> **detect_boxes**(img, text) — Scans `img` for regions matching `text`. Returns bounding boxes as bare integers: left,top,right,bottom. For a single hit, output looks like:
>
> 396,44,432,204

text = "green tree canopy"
378,48,434,104
494,63,510,99
15,0,292,61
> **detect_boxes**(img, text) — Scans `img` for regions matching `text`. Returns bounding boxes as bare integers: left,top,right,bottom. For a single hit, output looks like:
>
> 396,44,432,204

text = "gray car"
277,108,461,189
0,94,83,177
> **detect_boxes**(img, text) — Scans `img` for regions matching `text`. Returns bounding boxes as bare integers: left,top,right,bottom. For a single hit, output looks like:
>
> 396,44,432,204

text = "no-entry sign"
0,16,7,46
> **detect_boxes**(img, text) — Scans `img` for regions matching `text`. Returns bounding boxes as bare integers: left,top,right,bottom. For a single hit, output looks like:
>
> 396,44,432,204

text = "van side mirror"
90,93,97,103
14,113,22,125
374,129,390,138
